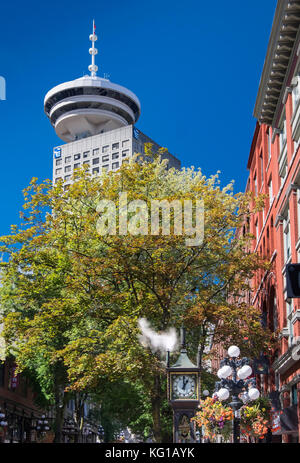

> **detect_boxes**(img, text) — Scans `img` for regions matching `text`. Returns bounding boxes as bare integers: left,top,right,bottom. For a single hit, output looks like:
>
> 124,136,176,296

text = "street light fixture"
214,345,260,443
98,425,105,442
0,408,8,428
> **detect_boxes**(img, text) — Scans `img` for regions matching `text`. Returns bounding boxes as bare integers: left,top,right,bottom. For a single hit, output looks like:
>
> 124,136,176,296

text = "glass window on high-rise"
92,158,99,165
112,153,119,160
65,156,71,163
112,162,119,170
74,153,81,160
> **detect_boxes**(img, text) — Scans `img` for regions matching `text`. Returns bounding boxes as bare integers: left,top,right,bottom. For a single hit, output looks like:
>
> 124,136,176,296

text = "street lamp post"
36,414,51,441
98,425,105,443
214,345,260,443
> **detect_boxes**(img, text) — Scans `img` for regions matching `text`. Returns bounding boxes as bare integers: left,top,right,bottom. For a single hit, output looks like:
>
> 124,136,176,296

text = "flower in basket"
240,396,271,440
192,397,234,441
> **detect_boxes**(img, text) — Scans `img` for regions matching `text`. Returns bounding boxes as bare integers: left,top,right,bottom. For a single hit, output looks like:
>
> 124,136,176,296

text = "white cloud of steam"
138,318,178,354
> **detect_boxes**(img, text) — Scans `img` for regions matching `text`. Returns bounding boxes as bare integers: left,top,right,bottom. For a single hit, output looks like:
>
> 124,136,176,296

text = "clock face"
172,375,196,399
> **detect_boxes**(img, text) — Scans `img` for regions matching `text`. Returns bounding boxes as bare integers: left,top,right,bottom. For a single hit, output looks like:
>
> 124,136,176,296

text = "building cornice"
254,0,300,125
272,344,299,374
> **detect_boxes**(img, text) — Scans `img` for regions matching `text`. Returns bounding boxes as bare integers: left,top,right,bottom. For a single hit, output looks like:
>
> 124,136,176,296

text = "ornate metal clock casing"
166,329,200,443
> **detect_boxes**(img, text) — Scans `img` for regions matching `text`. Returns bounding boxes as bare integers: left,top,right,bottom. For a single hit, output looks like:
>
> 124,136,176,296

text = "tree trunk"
151,374,162,443
53,384,67,443
53,398,65,443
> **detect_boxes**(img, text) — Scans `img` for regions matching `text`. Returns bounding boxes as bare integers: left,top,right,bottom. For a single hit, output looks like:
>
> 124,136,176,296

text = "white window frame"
292,76,300,114
283,208,291,262
268,178,273,203
267,129,272,161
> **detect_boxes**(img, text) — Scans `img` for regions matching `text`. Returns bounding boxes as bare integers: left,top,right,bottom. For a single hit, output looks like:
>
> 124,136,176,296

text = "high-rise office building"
44,22,180,185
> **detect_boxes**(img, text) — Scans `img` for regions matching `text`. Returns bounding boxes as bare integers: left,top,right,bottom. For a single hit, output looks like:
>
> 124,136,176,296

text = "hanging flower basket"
192,397,234,441
240,396,271,440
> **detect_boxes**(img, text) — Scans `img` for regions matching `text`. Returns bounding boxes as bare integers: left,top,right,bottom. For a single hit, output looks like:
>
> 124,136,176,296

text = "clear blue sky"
0,0,275,236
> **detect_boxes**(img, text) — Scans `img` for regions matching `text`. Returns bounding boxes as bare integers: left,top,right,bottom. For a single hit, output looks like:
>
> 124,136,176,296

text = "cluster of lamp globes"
0,411,8,427
36,415,50,432
214,346,260,402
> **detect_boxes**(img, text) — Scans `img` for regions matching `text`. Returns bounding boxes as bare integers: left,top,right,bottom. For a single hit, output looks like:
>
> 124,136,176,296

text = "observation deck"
44,22,141,142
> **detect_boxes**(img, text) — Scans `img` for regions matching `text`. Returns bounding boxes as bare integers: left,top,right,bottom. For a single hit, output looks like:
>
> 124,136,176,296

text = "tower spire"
88,20,98,77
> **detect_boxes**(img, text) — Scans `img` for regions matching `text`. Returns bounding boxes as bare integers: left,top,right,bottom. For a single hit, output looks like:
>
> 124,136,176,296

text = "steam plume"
138,318,178,354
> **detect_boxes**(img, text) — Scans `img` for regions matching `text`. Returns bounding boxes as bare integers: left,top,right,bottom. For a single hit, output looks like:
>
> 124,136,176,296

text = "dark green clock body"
166,340,200,443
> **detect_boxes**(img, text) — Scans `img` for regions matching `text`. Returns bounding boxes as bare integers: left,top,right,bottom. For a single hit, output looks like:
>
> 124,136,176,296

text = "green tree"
0,150,272,442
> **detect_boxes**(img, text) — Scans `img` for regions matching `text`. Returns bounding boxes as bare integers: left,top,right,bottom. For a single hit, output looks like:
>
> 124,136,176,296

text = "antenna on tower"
88,20,98,77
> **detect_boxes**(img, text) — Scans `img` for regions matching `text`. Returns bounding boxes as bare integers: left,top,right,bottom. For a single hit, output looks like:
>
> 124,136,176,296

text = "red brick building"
247,0,300,443
0,359,43,443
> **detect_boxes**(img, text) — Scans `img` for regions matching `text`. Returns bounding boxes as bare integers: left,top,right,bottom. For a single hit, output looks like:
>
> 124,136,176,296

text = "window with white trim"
260,151,263,184
268,178,273,203
292,76,300,112
267,128,272,161
279,114,287,153
254,173,257,195
283,209,291,262
255,219,258,243
279,154,288,187
286,299,294,346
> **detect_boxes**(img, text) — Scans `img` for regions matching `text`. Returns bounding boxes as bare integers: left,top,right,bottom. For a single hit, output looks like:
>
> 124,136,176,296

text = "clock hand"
182,376,187,390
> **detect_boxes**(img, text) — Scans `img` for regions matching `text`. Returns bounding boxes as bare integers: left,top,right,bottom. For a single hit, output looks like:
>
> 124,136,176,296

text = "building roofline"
253,0,300,125
247,121,260,170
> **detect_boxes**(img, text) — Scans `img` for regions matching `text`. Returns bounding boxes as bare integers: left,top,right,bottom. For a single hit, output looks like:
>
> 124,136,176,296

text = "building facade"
247,0,300,443
0,359,45,443
51,125,180,186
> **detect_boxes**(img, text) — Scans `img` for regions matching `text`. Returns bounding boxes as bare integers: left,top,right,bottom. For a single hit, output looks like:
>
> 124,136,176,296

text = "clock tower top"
168,326,198,371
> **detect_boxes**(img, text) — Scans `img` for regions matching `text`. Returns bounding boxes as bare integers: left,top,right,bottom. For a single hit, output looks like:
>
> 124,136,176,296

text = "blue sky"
0,0,275,236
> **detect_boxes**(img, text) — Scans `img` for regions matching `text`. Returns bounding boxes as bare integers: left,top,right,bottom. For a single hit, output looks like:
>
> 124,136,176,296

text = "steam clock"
166,328,200,443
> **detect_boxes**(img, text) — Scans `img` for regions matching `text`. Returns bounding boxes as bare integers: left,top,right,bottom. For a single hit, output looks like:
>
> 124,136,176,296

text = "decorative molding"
275,213,284,227
254,1,300,125
279,327,290,339
287,374,300,388
282,86,292,104
272,128,280,144
272,343,298,375
291,309,300,324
